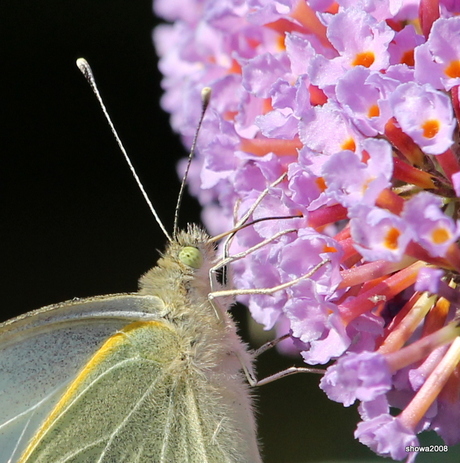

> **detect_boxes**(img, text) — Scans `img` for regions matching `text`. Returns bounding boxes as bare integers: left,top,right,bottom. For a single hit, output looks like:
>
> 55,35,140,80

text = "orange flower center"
315,176,327,192
384,227,401,250
445,60,460,78
368,104,380,118
352,51,375,68
421,119,440,139
432,227,450,244
341,138,356,151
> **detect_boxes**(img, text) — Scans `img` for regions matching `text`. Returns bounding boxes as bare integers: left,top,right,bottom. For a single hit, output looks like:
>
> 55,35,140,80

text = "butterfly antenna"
76,58,171,242
172,87,211,239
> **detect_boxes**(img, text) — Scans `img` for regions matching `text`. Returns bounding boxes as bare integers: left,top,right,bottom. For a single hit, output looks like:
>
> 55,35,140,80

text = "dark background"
1,1,458,462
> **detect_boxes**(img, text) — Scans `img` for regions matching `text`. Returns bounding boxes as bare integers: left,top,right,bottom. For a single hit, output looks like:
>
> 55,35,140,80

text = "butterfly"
0,59,326,462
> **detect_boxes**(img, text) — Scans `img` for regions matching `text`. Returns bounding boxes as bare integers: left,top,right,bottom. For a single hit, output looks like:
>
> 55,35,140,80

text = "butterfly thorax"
137,225,239,363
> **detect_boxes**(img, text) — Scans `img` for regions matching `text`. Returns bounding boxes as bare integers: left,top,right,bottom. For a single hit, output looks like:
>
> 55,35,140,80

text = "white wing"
10,318,260,463
0,294,165,462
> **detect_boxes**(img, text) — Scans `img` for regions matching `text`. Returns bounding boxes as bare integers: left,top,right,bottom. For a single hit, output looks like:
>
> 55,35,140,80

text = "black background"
1,1,458,462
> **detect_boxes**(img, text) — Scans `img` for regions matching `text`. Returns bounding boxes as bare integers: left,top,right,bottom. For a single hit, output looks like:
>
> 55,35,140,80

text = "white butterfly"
0,60,325,462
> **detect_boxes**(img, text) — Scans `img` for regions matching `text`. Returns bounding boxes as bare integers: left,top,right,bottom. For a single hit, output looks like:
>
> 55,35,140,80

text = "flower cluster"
153,0,460,460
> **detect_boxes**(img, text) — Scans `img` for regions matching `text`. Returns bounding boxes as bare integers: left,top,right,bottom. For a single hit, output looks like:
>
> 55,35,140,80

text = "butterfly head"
138,224,219,305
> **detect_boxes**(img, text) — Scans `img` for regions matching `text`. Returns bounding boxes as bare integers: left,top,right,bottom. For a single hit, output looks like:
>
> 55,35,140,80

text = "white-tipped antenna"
172,87,211,238
76,58,171,242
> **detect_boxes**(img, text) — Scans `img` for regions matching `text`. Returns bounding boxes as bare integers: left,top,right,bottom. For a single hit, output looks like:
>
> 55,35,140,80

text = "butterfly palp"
178,246,203,269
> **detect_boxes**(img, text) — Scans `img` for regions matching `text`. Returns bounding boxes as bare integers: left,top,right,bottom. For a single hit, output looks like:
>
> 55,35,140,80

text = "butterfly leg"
208,228,297,293
252,333,325,386
253,333,292,357
208,258,330,301
254,365,325,387
208,259,330,382
208,228,299,323
231,172,287,229
236,332,326,386
208,172,288,249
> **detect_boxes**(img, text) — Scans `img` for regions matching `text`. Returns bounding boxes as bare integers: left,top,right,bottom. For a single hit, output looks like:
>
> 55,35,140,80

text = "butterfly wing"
14,319,260,463
6,315,259,463
0,294,165,462
16,319,183,462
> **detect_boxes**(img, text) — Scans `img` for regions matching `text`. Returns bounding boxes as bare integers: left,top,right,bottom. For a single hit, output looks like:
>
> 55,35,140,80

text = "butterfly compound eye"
178,246,203,269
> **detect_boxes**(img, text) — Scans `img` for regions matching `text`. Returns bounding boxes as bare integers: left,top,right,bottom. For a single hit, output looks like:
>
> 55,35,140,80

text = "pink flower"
390,82,456,154
415,17,460,91
154,0,460,459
